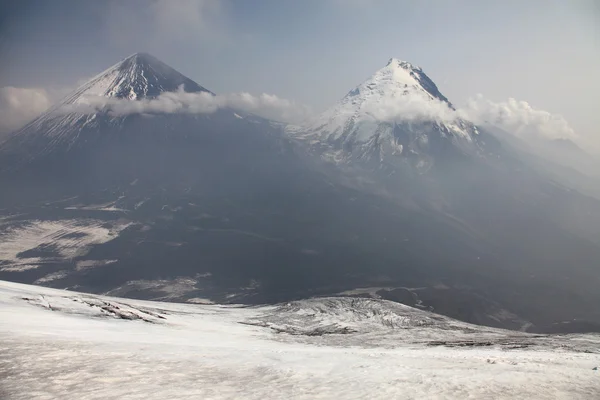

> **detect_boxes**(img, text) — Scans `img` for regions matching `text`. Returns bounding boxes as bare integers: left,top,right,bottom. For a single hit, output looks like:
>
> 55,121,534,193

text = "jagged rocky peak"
61,52,212,105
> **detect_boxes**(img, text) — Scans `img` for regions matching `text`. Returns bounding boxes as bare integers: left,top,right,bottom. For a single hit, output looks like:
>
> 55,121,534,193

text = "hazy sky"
1,0,599,150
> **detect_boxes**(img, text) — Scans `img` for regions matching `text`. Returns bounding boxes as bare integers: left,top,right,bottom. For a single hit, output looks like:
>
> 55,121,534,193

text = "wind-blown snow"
1,280,599,399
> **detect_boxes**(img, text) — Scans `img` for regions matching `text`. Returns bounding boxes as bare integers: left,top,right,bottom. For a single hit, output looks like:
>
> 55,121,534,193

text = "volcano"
295,58,491,173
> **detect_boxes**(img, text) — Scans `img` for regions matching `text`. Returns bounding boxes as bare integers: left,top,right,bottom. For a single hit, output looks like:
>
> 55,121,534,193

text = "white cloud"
2,82,575,141
60,86,313,124
458,95,577,140
362,92,456,124
358,91,577,141
0,87,52,134
225,92,313,123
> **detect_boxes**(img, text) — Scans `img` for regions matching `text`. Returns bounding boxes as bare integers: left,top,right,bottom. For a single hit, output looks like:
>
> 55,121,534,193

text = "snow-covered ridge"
1,280,599,399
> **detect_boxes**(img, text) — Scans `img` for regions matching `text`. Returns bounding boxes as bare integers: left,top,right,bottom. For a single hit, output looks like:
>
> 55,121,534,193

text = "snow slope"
1,280,599,399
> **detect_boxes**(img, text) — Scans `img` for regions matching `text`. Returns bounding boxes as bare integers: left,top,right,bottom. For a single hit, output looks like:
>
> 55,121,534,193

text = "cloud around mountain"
58,85,575,142
0,83,577,143
458,95,577,141
58,86,313,125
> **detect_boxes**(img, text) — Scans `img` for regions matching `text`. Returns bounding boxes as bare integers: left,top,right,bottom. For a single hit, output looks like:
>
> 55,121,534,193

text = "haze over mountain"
1,52,600,336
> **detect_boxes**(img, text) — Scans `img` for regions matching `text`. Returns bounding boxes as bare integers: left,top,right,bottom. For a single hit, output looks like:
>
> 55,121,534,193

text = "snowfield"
1,280,599,399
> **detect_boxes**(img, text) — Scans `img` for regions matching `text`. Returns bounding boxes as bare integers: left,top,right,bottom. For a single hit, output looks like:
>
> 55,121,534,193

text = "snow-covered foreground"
1,280,599,399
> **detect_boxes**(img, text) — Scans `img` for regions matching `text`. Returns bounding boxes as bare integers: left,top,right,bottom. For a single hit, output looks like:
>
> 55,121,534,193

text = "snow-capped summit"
298,58,480,170
380,58,452,105
0,53,221,158
3,52,215,140
61,52,212,105
0,53,244,175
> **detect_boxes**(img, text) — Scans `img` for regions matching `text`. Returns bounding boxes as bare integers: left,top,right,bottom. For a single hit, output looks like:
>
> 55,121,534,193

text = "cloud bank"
1,83,576,143
363,92,456,124
60,87,313,124
459,95,577,141
0,87,52,134
358,92,577,141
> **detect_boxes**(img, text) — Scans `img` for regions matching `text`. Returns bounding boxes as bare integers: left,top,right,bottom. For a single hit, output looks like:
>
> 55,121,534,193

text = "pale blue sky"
1,0,599,148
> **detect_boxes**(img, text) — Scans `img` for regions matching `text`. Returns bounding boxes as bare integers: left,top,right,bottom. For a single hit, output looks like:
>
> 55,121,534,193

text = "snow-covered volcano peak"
0,53,220,161
319,57,454,130
353,57,451,106
386,57,419,70
300,58,479,169
59,52,212,105
308,58,457,138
